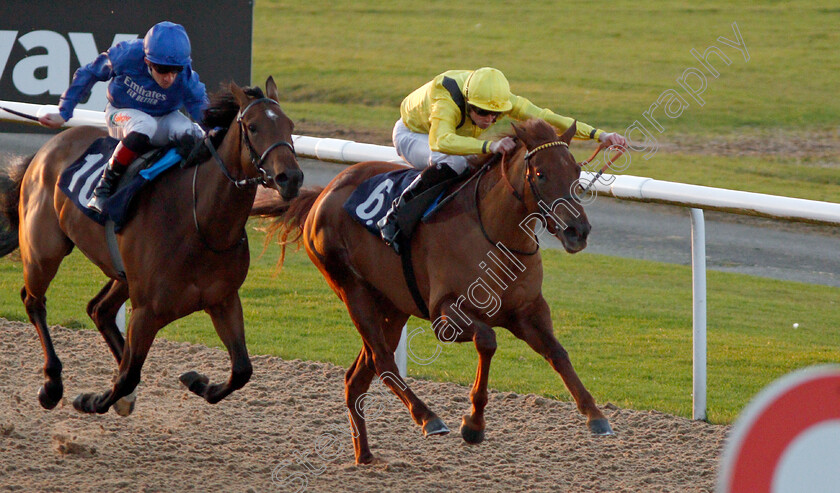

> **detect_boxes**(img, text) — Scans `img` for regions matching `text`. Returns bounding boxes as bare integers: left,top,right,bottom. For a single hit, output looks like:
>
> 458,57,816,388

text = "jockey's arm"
428,100,493,155
508,94,603,141
58,51,114,122
182,69,210,124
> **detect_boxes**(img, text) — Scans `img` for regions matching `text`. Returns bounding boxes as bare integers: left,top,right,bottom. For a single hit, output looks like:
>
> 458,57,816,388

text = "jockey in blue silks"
39,21,209,213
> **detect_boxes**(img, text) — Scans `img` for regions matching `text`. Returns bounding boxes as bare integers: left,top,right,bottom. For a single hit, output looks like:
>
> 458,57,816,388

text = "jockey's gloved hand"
598,132,627,148
175,133,201,157
489,136,516,154
38,113,65,129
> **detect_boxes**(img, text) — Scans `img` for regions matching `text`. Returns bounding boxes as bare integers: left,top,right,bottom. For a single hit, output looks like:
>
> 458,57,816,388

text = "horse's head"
511,120,590,253
230,77,303,200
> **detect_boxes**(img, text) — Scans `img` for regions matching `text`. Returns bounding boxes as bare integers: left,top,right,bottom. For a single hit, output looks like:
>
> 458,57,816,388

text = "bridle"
204,97,297,189
521,141,579,209
476,139,581,255
194,96,297,253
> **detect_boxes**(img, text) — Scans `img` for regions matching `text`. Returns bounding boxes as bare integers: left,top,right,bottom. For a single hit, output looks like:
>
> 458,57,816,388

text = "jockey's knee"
122,131,153,154
430,152,469,175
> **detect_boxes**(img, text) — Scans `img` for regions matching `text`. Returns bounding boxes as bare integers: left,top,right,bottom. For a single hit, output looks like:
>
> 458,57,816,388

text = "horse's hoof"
37,382,63,410
72,393,91,413
589,418,614,436
355,454,378,465
112,390,137,417
460,416,485,444
422,417,450,437
179,371,209,396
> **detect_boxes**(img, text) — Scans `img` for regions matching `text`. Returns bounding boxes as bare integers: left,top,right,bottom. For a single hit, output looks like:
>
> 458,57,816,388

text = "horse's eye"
536,171,546,181
248,123,258,133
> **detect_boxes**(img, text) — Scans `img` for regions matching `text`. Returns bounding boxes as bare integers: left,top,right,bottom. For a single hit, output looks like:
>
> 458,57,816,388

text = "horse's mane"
468,118,555,168
517,118,557,142
202,85,266,132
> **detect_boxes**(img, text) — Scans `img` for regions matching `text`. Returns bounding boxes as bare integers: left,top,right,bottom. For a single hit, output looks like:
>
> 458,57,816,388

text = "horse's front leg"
86,279,136,416
462,323,496,444
508,297,613,435
344,348,377,464
179,293,252,404
73,306,161,414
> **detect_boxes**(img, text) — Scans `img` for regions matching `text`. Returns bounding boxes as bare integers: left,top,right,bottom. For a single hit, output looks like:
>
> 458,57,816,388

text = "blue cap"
143,21,191,66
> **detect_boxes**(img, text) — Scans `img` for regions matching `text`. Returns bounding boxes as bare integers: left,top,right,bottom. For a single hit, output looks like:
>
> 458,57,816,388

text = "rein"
475,160,539,256
578,142,627,194
206,97,296,189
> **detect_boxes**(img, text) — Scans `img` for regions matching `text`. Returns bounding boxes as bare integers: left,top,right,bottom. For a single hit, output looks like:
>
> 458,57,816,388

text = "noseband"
206,97,297,189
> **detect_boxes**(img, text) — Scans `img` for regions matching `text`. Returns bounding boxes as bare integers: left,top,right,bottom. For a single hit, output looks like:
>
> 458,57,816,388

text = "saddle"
58,136,199,231
343,169,462,242
57,136,201,279
344,168,463,317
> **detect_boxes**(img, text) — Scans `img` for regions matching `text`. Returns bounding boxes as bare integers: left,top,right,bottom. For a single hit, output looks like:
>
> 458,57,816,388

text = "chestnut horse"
256,119,612,464
0,77,302,415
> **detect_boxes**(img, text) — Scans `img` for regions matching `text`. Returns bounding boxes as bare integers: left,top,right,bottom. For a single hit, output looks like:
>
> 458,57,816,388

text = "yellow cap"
465,67,512,112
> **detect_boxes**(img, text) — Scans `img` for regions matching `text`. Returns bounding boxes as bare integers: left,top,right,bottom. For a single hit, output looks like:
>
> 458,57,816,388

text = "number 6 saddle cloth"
343,168,446,236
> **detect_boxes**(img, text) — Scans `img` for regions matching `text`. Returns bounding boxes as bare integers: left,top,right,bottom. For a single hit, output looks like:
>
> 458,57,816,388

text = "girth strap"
400,241,429,318
105,220,127,280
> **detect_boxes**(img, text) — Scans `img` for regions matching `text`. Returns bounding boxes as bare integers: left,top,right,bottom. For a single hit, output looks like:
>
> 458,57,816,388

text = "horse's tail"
0,154,32,256
252,186,323,269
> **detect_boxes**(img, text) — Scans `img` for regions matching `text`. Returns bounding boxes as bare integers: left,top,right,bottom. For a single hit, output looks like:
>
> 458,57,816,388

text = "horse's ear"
265,76,279,102
230,82,250,108
511,122,527,141
559,121,577,145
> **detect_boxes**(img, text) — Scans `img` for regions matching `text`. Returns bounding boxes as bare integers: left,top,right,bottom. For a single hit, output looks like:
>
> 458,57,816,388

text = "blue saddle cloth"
343,168,444,236
57,137,183,232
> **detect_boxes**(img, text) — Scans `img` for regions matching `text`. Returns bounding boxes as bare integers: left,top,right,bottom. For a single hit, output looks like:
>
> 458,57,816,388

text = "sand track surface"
0,320,728,492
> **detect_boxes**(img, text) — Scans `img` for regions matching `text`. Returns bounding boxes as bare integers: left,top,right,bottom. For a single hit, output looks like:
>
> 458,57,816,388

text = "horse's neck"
477,155,539,254
194,127,256,240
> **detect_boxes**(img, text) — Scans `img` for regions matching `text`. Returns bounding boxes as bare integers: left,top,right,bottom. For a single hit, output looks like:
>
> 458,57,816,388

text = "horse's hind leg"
509,297,612,435
343,284,448,438
86,279,137,416
179,294,252,403
344,348,377,464
19,235,73,409
21,285,64,409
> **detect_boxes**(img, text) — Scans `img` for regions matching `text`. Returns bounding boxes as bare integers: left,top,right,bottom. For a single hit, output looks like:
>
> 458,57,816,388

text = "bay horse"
255,119,612,464
0,77,302,415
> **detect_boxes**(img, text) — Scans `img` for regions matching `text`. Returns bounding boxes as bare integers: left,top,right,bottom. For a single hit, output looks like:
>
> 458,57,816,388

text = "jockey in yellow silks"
378,67,626,249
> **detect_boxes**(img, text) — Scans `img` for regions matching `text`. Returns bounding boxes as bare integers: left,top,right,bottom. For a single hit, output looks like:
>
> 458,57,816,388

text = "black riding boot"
87,162,126,214
87,133,151,214
377,163,459,252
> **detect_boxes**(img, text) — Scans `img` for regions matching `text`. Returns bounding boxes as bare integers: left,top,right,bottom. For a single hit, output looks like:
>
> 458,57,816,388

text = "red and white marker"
717,365,840,492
